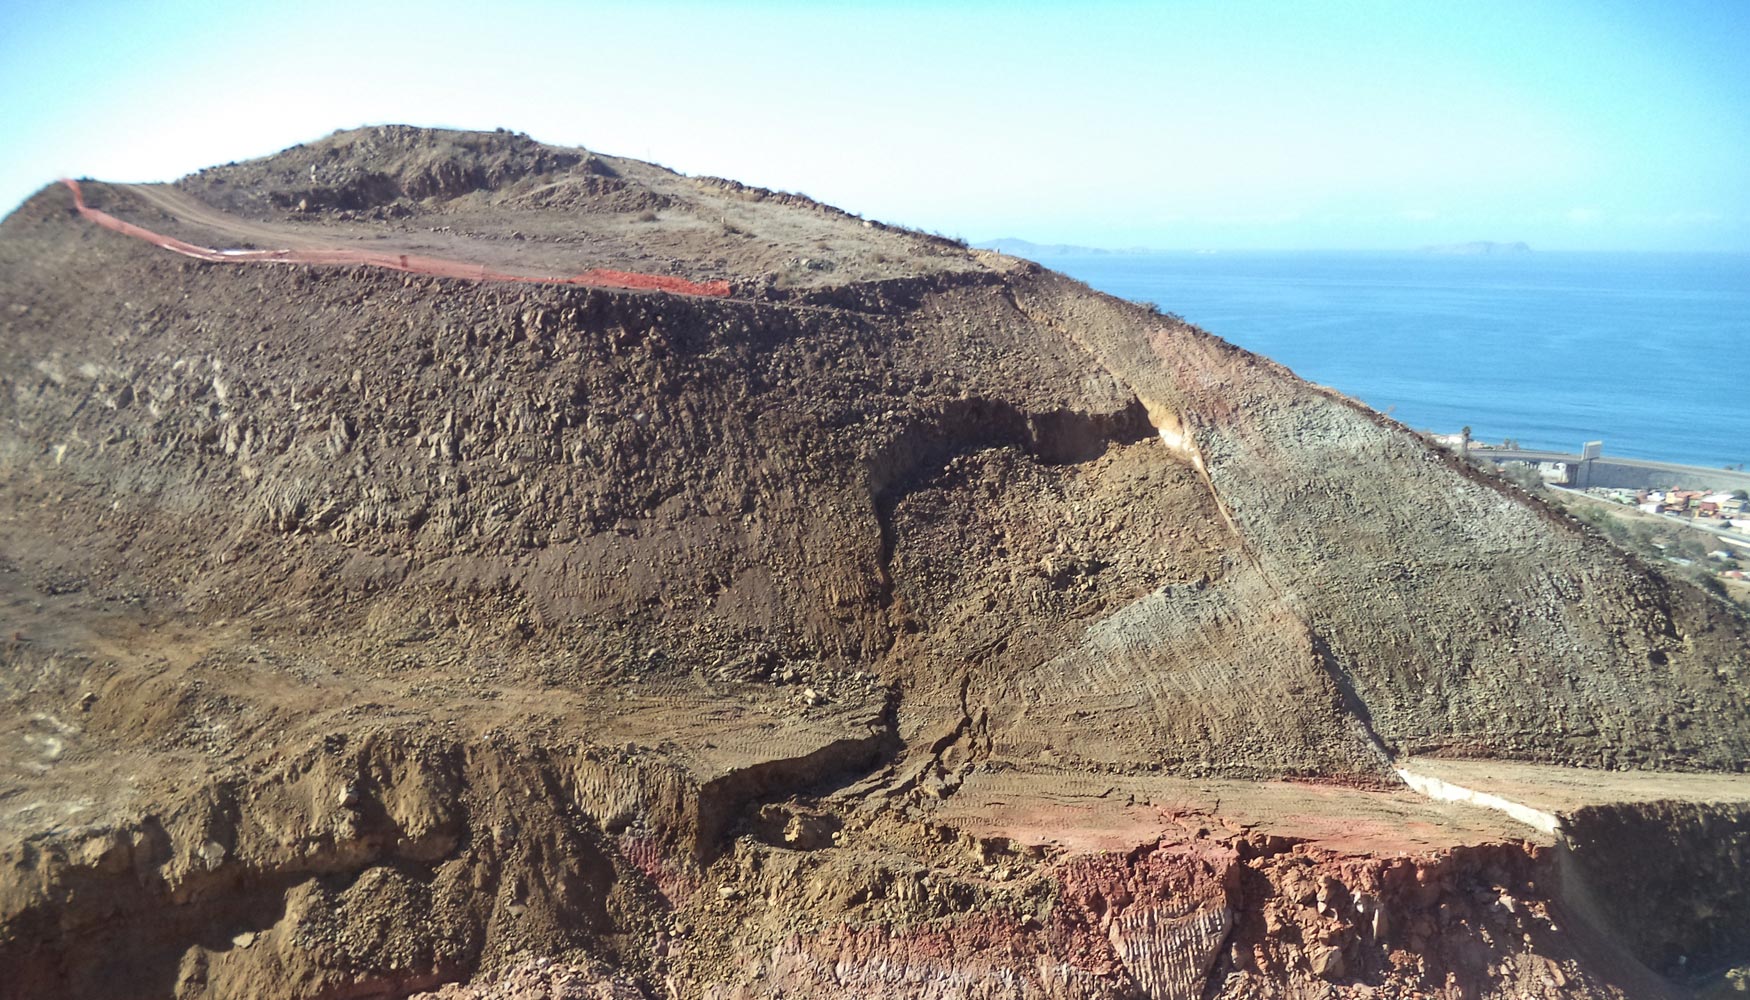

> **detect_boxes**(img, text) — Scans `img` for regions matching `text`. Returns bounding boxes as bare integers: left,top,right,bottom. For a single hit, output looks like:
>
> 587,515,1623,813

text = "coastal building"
1537,461,1571,484
1703,493,1743,518
1665,490,1707,513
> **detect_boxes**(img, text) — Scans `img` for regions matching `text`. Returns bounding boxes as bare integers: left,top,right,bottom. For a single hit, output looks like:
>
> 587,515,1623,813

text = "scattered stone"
1308,944,1346,979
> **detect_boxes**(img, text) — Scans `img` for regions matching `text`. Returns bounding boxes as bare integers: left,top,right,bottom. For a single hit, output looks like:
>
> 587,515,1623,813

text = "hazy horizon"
974,237,1750,255
5,1,1748,253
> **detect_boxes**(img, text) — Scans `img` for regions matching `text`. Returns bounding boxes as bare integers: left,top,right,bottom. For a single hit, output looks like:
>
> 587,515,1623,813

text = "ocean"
1045,251,1749,469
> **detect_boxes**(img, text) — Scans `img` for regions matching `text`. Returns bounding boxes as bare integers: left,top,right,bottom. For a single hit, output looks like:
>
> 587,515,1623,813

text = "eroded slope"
2,128,1747,999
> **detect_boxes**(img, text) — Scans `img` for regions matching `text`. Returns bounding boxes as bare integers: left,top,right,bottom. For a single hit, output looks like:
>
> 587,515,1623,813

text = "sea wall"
1574,459,1750,492
1475,451,1750,491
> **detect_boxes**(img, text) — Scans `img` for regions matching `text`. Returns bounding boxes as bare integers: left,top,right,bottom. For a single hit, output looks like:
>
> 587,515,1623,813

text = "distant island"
979,237,1197,258
977,237,1116,256
1419,240,1532,255
978,237,1177,257
986,237,1537,258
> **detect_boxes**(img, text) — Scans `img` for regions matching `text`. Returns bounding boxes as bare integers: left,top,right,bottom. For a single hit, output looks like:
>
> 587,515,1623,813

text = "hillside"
2,127,1746,1000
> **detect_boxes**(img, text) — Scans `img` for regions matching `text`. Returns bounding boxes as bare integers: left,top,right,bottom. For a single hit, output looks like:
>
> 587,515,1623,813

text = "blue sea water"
1045,251,1750,469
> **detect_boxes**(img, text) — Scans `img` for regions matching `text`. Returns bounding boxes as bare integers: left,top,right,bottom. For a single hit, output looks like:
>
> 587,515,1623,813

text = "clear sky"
4,0,1747,250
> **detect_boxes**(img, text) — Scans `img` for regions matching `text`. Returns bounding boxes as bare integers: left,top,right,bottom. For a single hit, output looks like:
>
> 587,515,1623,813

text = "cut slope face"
2,127,1747,1000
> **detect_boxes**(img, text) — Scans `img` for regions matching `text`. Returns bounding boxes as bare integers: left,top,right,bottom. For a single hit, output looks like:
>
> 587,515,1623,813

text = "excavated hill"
2,127,1747,1000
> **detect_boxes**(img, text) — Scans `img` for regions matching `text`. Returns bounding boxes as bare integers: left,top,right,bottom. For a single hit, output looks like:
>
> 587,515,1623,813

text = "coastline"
1045,250,1750,471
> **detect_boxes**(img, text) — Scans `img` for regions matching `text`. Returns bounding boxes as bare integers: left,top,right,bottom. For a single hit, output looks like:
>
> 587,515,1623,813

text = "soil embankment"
2,126,1747,998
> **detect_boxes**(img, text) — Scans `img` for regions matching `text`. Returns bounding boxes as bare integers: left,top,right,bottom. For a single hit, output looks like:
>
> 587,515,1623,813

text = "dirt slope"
2,126,1747,999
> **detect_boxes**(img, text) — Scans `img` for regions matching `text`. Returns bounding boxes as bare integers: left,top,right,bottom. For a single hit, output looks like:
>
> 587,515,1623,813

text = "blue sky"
4,0,1747,250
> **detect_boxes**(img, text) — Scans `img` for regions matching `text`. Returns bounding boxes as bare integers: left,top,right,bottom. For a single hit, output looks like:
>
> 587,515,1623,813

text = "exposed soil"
2,126,1747,999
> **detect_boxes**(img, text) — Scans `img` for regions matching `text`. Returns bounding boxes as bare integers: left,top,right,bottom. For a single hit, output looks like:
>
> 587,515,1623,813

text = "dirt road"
63,179,732,296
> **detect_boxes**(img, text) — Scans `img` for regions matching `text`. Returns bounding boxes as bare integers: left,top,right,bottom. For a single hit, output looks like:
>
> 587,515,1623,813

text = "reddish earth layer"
60,179,732,297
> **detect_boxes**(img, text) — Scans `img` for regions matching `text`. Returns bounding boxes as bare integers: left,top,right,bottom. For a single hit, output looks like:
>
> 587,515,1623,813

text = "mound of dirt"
183,126,596,215
2,126,1746,999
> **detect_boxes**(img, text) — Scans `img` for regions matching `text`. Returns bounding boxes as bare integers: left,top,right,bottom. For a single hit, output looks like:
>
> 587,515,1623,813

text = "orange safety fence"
60,179,733,298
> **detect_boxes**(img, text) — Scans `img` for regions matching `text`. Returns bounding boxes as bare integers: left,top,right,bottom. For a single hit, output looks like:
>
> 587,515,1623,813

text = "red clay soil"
60,178,732,297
